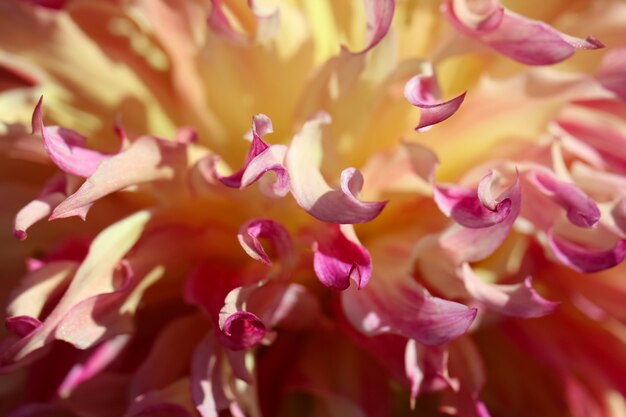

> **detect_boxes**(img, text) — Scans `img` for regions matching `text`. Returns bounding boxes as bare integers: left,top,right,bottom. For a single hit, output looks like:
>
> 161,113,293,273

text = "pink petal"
24,0,67,9
351,0,396,54
237,218,294,267
461,264,558,318
596,47,626,101
285,114,386,224
220,311,266,351
343,279,476,345
128,404,192,417
57,334,130,397
439,175,520,262
404,74,466,131
51,136,187,220
548,231,626,273
528,170,600,228
191,335,230,417
313,224,372,290
208,0,279,43
213,114,289,196
32,98,111,178
443,0,604,65
434,171,512,228
5,316,42,338
174,126,198,144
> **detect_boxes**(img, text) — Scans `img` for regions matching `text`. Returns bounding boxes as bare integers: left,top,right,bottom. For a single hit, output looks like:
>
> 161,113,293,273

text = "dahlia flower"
2,0,626,416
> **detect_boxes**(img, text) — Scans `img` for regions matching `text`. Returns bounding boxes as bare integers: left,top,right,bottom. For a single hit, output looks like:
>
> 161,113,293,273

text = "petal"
596,47,626,101
404,73,466,131
1,210,150,370
443,0,604,65
461,264,558,318
24,0,67,10
434,171,512,228
341,242,476,346
191,335,230,417
439,174,520,262
350,0,395,54
220,311,267,351
5,316,42,338
285,114,386,224
13,192,65,240
51,136,187,220
237,218,294,267
528,170,600,228
208,0,280,43
548,230,626,273
313,224,372,290
57,334,131,398
32,98,111,178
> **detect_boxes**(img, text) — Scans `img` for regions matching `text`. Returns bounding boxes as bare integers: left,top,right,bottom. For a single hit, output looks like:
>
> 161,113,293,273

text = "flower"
1,0,626,416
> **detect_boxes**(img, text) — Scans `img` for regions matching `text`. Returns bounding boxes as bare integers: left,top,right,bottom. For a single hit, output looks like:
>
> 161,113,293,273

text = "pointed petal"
528,170,600,228
404,74,466,131
313,224,372,290
5,316,42,338
461,264,558,318
351,0,395,54
443,0,604,65
596,47,626,101
32,98,111,178
51,137,186,220
285,115,386,224
208,0,280,43
548,231,626,273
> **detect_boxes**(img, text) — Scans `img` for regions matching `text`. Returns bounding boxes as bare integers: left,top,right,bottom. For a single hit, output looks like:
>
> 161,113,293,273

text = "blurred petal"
351,0,395,54
596,47,626,101
548,231,626,273
208,0,280,43
285,114,386,224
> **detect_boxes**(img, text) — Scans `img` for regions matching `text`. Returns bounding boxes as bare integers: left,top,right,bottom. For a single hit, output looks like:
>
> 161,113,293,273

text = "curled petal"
240,145,289,197
443,0,604,65
404,73,466,131
351,0,396,54
528,170,600,228
313,224,372,290
439,174,520,262
285,115,386,224
213,114,288,196
461,264,558,318
51,137,187,220
32,98,111,178
220,311,267,351
548,231,626,273
237,218,294,267
596,47,626,101
208,0,279,43
434,171,512,228
5,316,42,338
446,0,504,31
14,191,65,240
